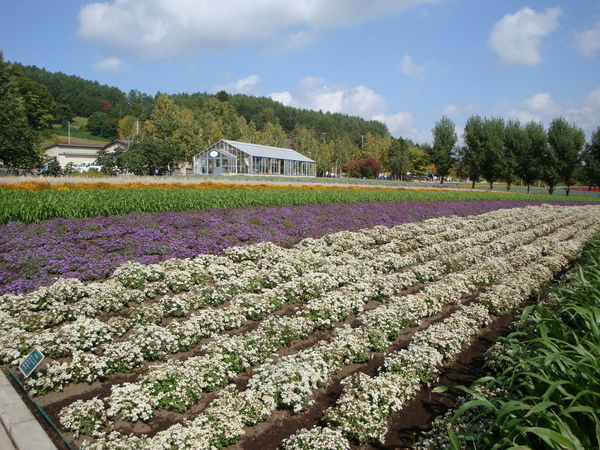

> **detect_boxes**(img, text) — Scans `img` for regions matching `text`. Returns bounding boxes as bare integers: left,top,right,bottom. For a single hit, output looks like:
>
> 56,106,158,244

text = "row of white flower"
76,239,560,449
6,205,579,395
55,206,593,425
282,223,600,448
64,206,600,447
0,208,524,353
0,203,567,326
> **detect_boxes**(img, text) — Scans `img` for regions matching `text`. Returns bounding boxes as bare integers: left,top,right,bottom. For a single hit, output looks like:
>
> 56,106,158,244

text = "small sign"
19,348,45,378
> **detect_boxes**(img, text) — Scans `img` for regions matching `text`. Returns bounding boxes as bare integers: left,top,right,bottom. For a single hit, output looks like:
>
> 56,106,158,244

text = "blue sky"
2,0,600,144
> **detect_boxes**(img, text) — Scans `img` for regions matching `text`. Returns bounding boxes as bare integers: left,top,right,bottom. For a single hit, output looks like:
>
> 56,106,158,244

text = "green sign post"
19,348,44,378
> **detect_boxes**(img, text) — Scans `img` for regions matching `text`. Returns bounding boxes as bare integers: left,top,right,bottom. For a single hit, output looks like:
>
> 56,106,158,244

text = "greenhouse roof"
221,140,315,163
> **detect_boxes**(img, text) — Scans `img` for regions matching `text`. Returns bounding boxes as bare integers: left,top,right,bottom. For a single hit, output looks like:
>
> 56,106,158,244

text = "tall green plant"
439,239,600,450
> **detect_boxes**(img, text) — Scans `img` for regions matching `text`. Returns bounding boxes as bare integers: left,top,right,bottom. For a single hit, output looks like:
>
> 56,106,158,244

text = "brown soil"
3,299,521,450
231,309,519,450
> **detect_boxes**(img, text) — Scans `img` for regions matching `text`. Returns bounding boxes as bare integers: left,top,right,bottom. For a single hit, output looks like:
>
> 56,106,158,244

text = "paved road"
0,370,57,450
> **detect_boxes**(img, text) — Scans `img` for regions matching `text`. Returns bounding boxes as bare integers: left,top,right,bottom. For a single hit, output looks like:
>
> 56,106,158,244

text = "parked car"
77,162,102,173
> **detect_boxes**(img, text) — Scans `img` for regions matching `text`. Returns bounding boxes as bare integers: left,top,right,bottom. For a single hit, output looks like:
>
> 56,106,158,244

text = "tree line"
1,54,394,174
1,52,599,190
429,115,600,195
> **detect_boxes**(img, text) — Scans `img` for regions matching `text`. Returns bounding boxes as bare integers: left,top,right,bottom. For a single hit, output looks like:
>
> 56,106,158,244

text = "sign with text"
19,348,45,378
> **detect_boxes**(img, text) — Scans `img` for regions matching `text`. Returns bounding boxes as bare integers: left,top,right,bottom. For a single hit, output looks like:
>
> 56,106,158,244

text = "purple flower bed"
0,200,594,295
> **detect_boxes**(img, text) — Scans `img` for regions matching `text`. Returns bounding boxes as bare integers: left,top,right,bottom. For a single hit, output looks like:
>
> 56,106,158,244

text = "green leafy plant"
435,239,600,450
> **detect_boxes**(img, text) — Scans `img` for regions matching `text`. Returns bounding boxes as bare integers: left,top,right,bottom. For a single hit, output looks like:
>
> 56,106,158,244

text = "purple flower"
1,200,595,295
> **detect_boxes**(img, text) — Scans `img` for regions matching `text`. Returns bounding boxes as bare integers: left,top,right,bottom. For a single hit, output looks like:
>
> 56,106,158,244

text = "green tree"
461,115,485,188
409,146,431,178
479,117,505,190
118,115,138,139
215,90,230,103
86,111,117,139
329,136,355,177
122,140,183,175
361,131,391,164
173,107,203,164
10,66,56,130
429,116,457,184
518,121,546,194
96,146,126,175
502,119,525,191
199,97,244,142
0,52,41,169
41,155,62,176
237,117,256,144
126,89,154,119
582,126,600,191
548,117,585,196
253,121,287,147
128,94,189,174
387,137,412,180
539,141,561,195
290,125,320,168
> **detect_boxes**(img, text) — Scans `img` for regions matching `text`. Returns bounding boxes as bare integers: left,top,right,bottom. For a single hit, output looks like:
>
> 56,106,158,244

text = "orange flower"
0,180,521,195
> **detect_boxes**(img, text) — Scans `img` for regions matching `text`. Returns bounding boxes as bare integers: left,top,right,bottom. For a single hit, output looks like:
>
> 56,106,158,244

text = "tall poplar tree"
479,116,505,190
518,121,546,194
582,126,600,191
429,116,457,183
501,119,524,191
548,117,585,196
462,115,485,188
387,137,412,180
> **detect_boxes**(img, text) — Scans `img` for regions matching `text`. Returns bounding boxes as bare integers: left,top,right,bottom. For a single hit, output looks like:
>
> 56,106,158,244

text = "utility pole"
67,121,71,144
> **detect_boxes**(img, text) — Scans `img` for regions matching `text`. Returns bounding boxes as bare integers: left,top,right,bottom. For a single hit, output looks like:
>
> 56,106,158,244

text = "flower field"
0,179,595,225
1,195,599,448
1,186,598,295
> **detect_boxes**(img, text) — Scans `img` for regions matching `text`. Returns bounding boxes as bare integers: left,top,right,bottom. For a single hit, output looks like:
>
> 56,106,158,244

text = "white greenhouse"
193,140,316,177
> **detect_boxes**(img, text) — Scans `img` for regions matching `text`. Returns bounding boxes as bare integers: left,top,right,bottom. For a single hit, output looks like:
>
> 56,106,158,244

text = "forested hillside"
16,62,389,146
2,54,600,192
13,60,411,178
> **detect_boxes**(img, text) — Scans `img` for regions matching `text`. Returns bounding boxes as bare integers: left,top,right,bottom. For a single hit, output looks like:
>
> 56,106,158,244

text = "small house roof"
103,139,129,149
59,151,101,156
44,144,103,151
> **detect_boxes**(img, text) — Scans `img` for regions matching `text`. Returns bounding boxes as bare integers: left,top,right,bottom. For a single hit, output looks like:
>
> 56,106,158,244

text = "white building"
44,143,102,168
193,140,316,177
44,140,129,170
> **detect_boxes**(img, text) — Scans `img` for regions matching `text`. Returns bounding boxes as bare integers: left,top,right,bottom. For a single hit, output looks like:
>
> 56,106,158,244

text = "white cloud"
439,104,460,117
564,86,600,135
506,92,558,124
92,57,126,72
269,76,386,118
269,91,293,105
433,103,477,118
502,89,600,140
398,54,428,81
267,76,428,141
78,0,442,62
340,86,388,117
521,92,557,114
488,6,561,67
574,21,600,57
374,111,430,142
211,75,261,95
